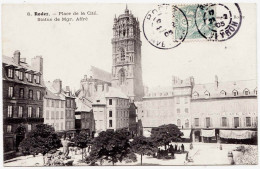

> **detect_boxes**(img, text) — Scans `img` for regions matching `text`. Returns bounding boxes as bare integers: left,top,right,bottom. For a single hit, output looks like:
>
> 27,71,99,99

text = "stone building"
111,6,144,101
43,79,76,134
191,77,257,143
92,84,130,135
2,51,45,160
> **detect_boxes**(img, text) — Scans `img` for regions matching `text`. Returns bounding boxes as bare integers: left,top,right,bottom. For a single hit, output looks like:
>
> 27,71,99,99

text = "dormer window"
204,91,210,98
220,90,226,97
28,73,33,82
18,71,23,80
7,68,14,78
243,89,250,96
233,90,238,96
193,92,199,99
35,75,40,84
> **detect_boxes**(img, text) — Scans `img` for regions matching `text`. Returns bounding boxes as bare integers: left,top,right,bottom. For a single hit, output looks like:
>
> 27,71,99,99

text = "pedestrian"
186,152,189,161
190,142,193,150
181,144,185,152
175,144,178,151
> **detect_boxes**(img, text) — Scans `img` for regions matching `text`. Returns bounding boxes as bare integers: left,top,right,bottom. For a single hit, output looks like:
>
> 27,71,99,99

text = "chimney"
215,75,219,88
104,83,109,92
52,79,62,93
97,84,103,92
20,58,26,63
31,56,43,73
13,50,21,65
66,86,70,92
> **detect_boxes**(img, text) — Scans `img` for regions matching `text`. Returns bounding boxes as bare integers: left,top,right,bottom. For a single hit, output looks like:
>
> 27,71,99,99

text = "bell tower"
111,6,144,101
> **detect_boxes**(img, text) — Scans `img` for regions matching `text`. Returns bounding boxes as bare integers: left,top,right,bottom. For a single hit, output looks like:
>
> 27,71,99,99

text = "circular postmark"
195,3,242,41
143,4,188,49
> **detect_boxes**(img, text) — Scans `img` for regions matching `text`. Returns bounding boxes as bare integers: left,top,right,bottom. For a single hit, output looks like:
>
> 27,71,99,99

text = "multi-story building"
92,84,130,135
2,51,45,160
43,79,76,135
191,76,257,143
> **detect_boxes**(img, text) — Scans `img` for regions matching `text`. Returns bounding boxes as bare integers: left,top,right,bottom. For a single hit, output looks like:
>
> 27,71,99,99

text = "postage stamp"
143,4,188,49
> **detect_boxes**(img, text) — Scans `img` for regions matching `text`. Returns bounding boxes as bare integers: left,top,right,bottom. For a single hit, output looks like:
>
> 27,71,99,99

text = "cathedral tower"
111,6,144,101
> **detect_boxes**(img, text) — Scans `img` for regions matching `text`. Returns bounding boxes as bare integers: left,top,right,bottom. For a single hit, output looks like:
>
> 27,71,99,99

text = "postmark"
195,3,242,41
143,4,188,49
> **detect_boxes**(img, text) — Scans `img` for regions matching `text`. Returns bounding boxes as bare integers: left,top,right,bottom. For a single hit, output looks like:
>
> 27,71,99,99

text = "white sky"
2,3,257,91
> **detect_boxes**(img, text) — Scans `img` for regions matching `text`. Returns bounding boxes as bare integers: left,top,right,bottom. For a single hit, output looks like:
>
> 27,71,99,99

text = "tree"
86,129,137,165
19,124,62,164
131,136,158,165
150,124,183,150
72,130,91,160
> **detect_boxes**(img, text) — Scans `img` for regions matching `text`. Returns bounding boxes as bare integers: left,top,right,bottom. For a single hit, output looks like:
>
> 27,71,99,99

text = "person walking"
181,144,185,153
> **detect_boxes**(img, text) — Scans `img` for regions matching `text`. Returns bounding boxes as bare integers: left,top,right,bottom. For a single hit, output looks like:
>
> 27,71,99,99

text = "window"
185,119,189,128
109,120,112,127
29,90,33,99
109,99,112,105
46,99,50,107
35,75,40,84
8,86,14,98
36,91,41,100
177,108,180,113
18,106,23,117
28,124,32,132
254,88,257,95
177,119,181,127
234,117,239,127
244,89,250,96
19,88,24,98
71,100,74,108
184,97,188,104
120,48,125,61
246,117,251,127
51,111,54,119
7,125,12,132
176,97,180,104
7,68,14,78
46,110,49,119
220,90,226,97
56,111,59,119
36,107,40,118
28,107,32,117
56,123,59,131
61,101,64,108
7,105,13,117
18,71,23,80
61,111,64,119
222,117,227,127
233,90,238,96
195,118,199,127
109,111,112,117
206,117,211,127
61,122,63,130
66,100,71,108
28,73,33,82
185,108,189,113
193,92,199,99
51,100,54,107
56,100,59,108
205,91,210,98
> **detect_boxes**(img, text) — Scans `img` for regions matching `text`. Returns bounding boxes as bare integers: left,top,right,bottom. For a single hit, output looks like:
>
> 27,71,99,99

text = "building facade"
2,51,45,160
43,79,76,134
111,7,144,101
92,84,130,135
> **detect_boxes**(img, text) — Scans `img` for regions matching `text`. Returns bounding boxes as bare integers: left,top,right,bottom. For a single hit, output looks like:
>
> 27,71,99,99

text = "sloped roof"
105,86,129,99
89,66,111,83
2,55,38,72
192,79,257,99
75,98,92,112
44,89,62,100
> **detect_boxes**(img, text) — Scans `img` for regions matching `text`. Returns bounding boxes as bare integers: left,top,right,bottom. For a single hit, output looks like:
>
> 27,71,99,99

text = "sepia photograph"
1,1,258,166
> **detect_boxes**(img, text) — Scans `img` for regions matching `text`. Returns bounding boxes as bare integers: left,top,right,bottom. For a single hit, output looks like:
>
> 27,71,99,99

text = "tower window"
120,48,125,61
119,69,126,85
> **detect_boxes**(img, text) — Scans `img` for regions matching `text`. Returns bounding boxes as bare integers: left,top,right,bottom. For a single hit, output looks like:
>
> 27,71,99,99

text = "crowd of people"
156,143,188,159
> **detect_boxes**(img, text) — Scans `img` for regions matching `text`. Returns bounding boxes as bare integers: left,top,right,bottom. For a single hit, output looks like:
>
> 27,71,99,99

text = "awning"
220,130,257,139
181,130,191,139
201,129,215,137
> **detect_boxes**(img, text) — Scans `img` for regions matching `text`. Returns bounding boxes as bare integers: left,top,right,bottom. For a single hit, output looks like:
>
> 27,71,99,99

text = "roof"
143,86,173,98
2,55,38,72
44,89,63,100
105,86,129,99
192,79,257,99
75,98,92,112
89,66,111,83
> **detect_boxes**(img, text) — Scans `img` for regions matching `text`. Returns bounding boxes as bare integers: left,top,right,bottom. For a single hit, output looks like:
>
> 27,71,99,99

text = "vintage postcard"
1,1,258,166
